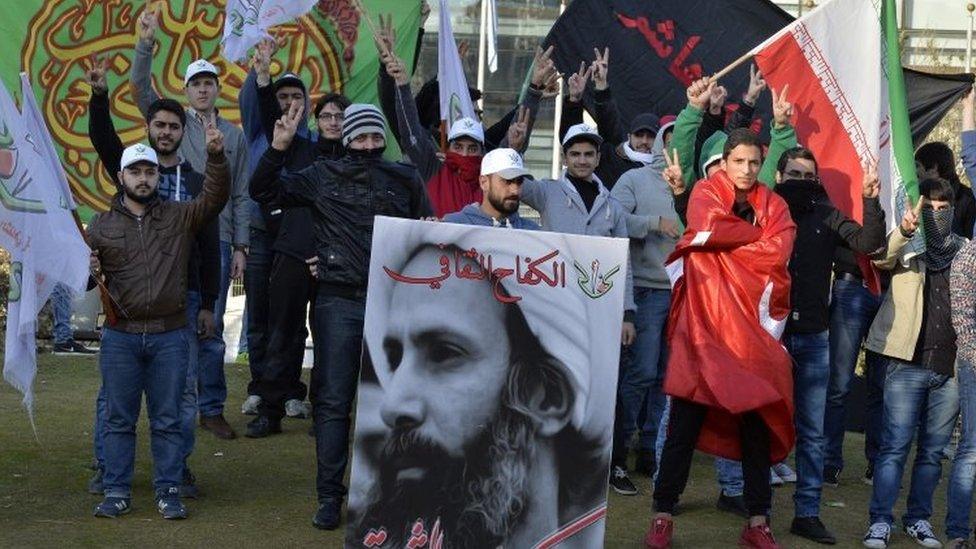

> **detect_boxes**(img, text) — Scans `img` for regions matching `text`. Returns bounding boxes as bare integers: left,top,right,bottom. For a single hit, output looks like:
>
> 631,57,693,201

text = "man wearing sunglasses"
771,146,887,544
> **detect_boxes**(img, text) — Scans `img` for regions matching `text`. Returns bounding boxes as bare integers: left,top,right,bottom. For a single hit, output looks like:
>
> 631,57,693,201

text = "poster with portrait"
347,217,628,549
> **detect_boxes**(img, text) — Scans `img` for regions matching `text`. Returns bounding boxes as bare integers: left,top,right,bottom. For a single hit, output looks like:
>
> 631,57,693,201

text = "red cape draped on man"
663,170,797,463
426,153,483,218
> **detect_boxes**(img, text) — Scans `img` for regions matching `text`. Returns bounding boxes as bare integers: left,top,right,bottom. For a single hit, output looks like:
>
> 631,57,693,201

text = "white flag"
0,78,90,418
438,0,478,127
20,74,75,210
221,0,318,63
486,0,498,73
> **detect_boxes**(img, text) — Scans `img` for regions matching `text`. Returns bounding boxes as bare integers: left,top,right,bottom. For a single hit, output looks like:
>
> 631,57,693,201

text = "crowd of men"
59,2,976,548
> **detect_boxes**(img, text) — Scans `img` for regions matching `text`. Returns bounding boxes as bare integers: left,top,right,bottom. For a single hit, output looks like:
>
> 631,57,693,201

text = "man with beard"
383,51,546,218
88,127,229,519
133,4,250,439
353,237,607,548
85,60,220,500
250,103,432,530
862,179,965,549
443,148,539,229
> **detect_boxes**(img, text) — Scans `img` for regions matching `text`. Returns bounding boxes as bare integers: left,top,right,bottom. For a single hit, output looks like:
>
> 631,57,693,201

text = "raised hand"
383,52,409,86
567,61,592,103
420,0,431,27
137,0,160,43
662,147,685,196
772,84,793,129
743,64,767,106
591,47,610,91
252,38,274,87
271,100,303,151
506,106,530,151
531,45,556,88
862,159,880,199
85,55,109,96
686,76,714,111
901,194,924,235
204,112,224,155
458,39,471,61
709,85,728,115
376,13,396,54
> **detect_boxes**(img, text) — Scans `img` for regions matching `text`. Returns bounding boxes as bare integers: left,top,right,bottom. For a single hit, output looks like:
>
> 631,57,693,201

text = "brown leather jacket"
88,151,229,333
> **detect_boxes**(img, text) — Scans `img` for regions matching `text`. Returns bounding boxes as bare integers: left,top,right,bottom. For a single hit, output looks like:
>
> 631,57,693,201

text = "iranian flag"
750,0,919,273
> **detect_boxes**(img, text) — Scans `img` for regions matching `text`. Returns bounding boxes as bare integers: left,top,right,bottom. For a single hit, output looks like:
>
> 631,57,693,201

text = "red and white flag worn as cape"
664,171,796,462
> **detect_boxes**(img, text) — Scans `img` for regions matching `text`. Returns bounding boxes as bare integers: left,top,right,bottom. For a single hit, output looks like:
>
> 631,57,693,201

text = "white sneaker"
285,399,310,419
773,462,797,483
863,522,890,548
241,395,261,416
905,519,943,548
770,468,784,486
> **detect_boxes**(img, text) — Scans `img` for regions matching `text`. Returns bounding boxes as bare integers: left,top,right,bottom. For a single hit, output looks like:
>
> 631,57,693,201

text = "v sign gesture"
271,100,303,152
771,85,793,129
205,112,224,155
662,148,685,196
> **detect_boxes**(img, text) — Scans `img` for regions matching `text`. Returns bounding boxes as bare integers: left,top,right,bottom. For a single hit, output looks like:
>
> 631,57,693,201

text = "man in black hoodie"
85,62,220,500
250,102,432,530
246,64,351,438
772,146,886,544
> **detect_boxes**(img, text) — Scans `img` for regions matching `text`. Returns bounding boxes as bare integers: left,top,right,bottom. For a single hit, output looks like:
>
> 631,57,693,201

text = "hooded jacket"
559,88,643,190
442,203,540,230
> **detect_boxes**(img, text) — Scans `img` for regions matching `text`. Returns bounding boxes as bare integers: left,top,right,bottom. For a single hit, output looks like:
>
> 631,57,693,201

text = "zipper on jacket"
138,217,152,333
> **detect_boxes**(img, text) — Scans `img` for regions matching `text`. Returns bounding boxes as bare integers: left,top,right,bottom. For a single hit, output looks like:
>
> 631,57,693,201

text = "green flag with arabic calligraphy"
0,0,421,222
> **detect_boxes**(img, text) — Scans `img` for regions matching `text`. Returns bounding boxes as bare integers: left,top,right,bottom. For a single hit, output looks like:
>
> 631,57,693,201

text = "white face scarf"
622,141,655,166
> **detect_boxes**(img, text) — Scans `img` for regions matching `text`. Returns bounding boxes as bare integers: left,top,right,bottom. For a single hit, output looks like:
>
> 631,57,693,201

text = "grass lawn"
0,355,956,547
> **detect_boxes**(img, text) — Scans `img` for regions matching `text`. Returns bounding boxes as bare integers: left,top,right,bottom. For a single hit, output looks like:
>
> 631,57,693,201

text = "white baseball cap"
561,123,603,149
481,148,533,180
447,117,485,144
184,59,219,85
120,143,159,169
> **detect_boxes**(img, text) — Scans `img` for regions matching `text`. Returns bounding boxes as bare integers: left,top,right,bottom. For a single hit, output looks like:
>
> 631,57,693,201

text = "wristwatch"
233,244,249,256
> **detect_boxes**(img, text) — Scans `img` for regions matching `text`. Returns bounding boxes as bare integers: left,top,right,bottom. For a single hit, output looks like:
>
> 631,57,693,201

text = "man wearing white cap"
87,126,229,520
132,4,250,440
385,52,535,218
250,102,432,531
443,148,539,230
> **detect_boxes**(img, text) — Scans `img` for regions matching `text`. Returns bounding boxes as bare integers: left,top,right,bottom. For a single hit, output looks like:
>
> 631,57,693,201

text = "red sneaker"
644,517,673,549
739,521,781,549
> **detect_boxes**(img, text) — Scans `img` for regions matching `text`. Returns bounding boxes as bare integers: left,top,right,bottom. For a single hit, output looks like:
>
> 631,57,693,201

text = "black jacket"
249,149,432,292
774,180,886,334
88,91,220,311
952,179,976,239
255,80,345,261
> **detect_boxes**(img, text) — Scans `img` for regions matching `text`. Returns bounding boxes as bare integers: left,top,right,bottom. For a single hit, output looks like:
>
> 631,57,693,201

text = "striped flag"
438,0,477,128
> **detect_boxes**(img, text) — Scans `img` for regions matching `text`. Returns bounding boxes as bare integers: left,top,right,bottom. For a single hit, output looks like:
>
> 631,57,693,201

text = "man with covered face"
351,231,611,548
862,178,966,549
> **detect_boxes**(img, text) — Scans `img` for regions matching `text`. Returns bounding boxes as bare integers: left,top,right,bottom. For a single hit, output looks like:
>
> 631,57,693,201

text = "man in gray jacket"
608,127,681,491
130,4,249,439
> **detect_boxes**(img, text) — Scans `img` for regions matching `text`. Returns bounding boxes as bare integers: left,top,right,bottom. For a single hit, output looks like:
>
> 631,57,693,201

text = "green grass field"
0,355,957,547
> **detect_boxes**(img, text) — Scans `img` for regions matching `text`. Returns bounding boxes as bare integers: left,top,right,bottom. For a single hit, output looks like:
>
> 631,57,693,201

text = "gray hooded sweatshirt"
610,122,679,290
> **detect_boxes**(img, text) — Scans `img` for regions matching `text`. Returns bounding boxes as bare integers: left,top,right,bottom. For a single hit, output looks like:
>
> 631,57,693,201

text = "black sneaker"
54,341,97,355
180,467,199,499
609,465,638,495
790,516,837,544
716,492,749,518
245,415,282,438
823,466,840,487
863,463,874,486
156,487,187,520
87,467,104,495
634,449,657,476
313,497,342,530
93,496,131,518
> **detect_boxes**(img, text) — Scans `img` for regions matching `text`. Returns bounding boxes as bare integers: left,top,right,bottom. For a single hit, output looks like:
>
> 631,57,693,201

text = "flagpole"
967,3,975,73
477,0,488,110
550,0,567,179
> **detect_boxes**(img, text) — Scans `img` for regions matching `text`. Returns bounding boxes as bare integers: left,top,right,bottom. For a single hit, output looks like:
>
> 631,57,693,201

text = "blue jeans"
612,287,670,464
198,241,230,417
94,293,200,471
785,330,830,518
716,457,744,497
51,282,73,344
99,327,189,498
947,358,976,539
312,292,365,500
864,351,888,465
244,228,273,395
869,358,959,527
824,278,882,472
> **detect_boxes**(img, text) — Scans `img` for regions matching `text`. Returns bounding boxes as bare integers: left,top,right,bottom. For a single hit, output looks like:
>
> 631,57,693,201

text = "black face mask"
346,146,386,161
776,178,824,214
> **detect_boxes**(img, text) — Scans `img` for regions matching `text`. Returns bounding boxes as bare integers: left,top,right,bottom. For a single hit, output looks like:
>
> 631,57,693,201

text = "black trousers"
653,397,772,517
256,253,314,418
